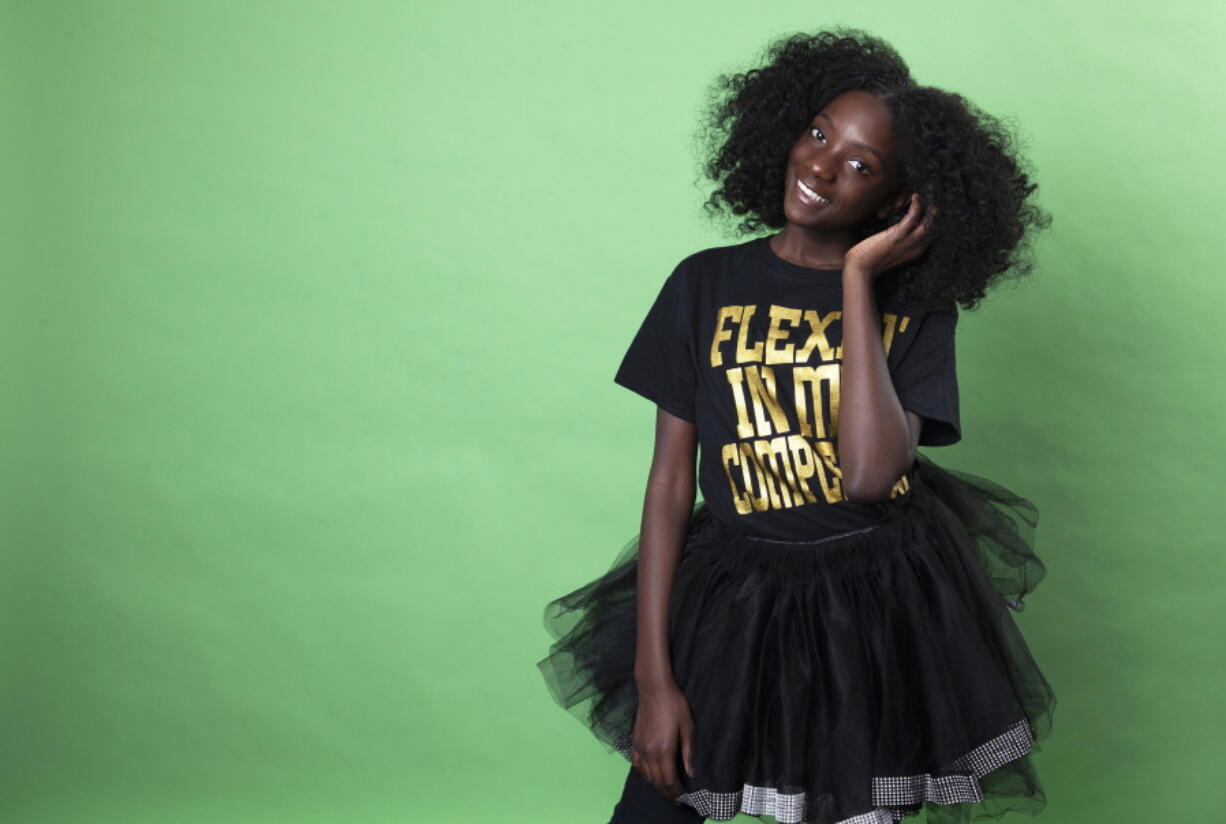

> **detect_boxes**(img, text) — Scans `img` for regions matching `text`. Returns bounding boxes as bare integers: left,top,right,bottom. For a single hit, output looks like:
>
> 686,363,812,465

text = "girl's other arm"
630,407,699,798
634,407,697,688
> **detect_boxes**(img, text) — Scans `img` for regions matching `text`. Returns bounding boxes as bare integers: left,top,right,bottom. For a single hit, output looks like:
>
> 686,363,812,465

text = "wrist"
635,667,676,691
842,261,876,284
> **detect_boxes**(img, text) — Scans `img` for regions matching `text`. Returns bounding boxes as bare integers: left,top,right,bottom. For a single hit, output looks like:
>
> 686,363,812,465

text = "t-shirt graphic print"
614,236,960,541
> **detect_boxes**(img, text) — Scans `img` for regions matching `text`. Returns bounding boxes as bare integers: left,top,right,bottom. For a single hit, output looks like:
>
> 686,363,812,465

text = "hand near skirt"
630,679,695,803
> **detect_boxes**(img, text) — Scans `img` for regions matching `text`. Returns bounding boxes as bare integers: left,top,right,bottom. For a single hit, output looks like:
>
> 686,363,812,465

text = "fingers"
886,193,919,238
655,744,684,799
681,723,694,778
638,758,660,799
902,194,938,240
919,199,938,233
660,759,684,800
887,195,936,268
633,744,685,801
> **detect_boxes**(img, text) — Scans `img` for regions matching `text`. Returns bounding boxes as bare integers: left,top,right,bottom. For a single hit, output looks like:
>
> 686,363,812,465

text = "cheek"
837,175,881,204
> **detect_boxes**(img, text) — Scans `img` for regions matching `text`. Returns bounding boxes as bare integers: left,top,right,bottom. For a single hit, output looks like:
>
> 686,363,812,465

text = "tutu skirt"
536,453,1056,824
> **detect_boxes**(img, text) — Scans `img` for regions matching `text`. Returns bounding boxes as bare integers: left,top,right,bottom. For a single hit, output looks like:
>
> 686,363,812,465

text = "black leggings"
608,765,707,823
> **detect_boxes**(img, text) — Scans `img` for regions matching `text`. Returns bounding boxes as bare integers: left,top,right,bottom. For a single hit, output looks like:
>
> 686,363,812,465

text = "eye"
810,126,872,176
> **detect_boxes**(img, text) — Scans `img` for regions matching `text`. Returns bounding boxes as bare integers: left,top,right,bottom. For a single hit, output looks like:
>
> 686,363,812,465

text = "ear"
877,188,913,220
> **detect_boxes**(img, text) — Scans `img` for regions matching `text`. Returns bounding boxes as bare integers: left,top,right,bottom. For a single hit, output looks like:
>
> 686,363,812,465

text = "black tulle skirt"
536,453,1056,824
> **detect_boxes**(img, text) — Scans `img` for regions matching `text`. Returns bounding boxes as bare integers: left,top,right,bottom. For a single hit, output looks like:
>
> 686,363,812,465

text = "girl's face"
781,89,908,229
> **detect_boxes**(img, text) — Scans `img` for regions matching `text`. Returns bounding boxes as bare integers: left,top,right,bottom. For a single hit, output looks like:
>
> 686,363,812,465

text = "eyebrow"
816,111,884,165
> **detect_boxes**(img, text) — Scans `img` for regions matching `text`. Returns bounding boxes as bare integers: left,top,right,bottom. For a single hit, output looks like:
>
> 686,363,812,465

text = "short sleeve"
613,262,697,423
891,309,961,447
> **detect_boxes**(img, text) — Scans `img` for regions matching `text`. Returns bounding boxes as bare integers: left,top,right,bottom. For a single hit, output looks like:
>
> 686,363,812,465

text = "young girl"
537,28,1056,824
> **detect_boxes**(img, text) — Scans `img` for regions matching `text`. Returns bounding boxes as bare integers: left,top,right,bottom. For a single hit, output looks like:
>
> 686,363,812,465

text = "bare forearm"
633,471,696,689
837,264,912,500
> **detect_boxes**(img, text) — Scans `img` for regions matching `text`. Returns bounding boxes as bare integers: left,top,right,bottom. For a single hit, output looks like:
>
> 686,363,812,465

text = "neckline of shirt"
752,235,844,284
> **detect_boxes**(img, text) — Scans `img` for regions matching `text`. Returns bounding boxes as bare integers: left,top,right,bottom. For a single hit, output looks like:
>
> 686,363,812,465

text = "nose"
805,148,834,182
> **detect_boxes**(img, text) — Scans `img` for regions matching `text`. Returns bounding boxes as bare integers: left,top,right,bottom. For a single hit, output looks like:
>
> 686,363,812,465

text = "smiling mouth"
795,177,830,206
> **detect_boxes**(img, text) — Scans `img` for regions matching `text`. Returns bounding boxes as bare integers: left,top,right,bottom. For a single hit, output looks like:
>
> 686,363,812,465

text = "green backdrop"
4,1,1222,821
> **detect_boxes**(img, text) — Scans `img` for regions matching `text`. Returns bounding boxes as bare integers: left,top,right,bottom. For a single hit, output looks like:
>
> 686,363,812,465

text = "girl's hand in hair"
844,192,938,278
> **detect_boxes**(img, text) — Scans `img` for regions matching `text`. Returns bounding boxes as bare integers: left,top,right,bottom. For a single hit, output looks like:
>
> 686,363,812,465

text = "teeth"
797,179,829,204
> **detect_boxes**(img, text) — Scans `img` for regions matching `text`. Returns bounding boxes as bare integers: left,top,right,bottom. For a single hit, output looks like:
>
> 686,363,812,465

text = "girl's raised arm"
839,193,937,498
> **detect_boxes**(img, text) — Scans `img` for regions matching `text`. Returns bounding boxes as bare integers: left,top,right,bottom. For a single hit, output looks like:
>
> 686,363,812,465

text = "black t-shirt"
614,235,961,541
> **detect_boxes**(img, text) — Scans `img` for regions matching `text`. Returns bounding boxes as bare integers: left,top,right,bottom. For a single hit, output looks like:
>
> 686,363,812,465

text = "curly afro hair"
695,27,1051,311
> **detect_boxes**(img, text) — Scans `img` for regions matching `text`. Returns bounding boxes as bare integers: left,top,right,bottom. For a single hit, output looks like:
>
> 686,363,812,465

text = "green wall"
3,1,1221,821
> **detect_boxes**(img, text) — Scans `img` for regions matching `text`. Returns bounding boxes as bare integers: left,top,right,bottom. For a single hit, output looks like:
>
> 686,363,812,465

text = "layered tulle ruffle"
537,453,1055,824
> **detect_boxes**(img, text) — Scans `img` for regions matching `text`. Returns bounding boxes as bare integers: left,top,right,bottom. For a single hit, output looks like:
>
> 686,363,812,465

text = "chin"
784,201,829,226
784,208,846,231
